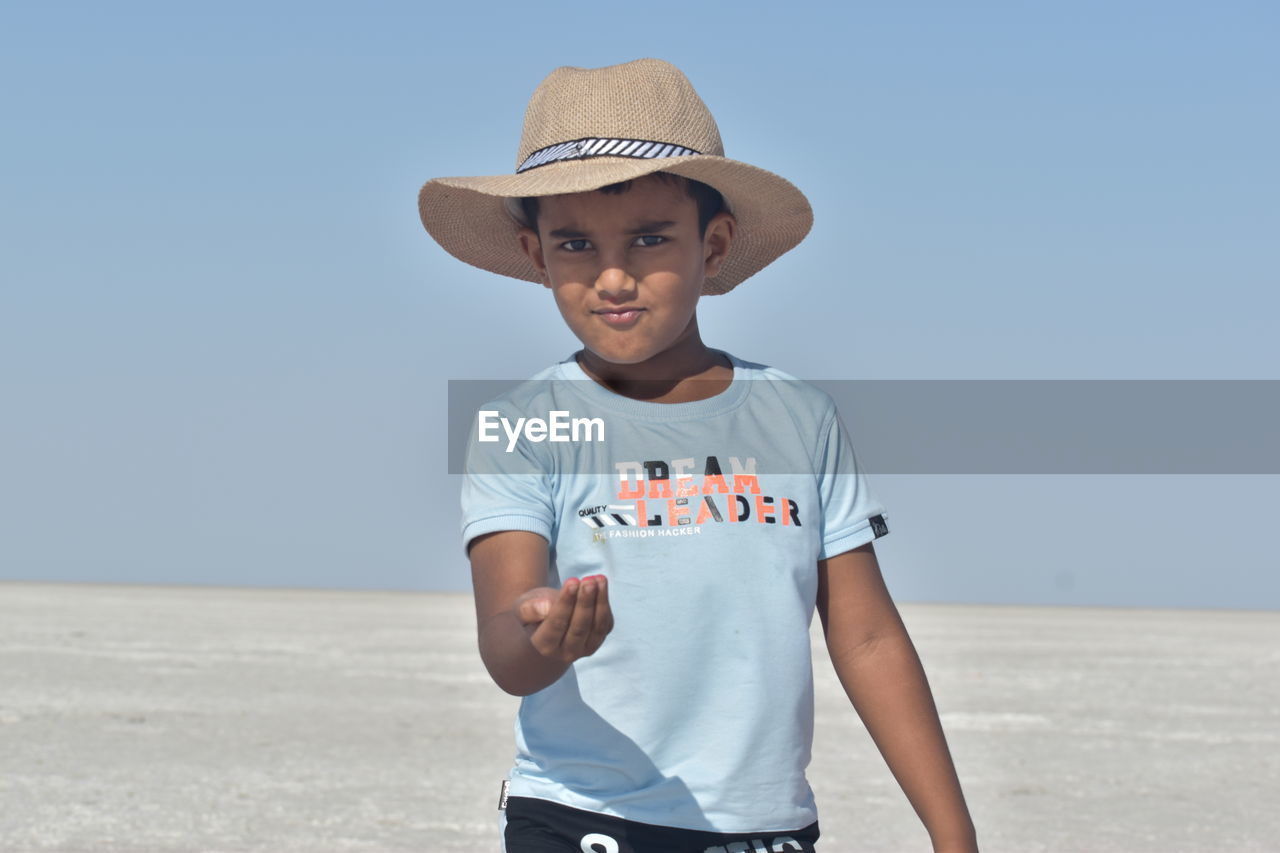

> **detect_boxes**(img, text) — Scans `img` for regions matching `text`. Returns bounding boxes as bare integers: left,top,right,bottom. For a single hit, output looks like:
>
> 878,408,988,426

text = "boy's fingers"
515,588,557,626
530,580,578,655
526,576,612,661
585,576,613,655
562,576,599,656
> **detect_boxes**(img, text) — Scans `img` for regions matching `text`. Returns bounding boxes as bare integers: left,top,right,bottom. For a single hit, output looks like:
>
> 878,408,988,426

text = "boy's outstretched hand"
515,575,613,663
470,530,614,695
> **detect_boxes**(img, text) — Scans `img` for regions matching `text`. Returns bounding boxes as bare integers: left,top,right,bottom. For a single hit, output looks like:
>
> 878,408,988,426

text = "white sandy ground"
0,583,1277,852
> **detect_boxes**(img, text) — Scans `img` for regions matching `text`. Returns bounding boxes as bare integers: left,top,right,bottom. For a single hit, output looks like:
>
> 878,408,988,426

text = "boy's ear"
702,212,736,279
517,227,550,288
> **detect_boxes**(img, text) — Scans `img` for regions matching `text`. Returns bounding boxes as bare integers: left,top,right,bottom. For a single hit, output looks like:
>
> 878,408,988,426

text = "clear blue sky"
2,1,1276,607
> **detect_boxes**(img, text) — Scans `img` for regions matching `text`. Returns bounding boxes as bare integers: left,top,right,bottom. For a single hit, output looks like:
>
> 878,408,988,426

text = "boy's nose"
594,265,637,300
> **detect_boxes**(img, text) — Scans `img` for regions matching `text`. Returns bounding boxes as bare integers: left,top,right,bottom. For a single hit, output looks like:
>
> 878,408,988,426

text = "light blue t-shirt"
461,351,888,834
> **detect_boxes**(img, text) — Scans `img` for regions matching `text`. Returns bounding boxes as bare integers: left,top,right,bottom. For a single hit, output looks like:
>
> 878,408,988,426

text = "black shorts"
503,796,821,853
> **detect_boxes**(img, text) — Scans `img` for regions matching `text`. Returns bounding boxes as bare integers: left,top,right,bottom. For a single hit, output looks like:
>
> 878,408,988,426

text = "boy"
419,59,978,852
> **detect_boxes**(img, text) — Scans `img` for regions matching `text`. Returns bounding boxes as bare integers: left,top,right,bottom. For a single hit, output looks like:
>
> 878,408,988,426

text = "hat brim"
417,155,812,295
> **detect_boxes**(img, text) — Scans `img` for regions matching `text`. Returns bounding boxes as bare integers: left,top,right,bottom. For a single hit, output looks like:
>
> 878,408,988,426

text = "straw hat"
417,58,813,295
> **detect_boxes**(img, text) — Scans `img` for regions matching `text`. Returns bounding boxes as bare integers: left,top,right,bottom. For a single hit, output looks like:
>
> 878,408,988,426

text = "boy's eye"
634,235,666,247
561,239,592,252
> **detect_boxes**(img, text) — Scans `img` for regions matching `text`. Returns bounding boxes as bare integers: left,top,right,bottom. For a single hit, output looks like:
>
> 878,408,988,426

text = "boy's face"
517,174,734,369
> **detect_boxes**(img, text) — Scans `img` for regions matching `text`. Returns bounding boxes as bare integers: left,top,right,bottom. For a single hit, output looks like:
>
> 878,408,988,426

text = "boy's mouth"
593,307,645,327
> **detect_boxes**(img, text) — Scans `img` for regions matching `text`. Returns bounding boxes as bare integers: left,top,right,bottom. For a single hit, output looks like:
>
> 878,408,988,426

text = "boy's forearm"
478,610,570,696
830,628,978,851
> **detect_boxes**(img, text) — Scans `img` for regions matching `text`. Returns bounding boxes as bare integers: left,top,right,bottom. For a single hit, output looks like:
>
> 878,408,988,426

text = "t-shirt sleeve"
459,404,556,554
814,405,889,559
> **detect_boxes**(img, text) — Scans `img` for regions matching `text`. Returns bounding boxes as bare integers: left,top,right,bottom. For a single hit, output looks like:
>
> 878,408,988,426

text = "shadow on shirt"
516,665,715,830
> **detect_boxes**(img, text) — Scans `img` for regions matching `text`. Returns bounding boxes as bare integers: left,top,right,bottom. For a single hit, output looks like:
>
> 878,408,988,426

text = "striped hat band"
516,138,701,174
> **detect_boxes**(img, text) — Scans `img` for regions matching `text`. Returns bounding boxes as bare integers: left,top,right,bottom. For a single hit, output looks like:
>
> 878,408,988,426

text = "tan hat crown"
515,59,725,169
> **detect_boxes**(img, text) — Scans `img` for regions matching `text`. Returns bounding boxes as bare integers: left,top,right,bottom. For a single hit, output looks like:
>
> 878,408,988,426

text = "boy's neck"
575,336,733,404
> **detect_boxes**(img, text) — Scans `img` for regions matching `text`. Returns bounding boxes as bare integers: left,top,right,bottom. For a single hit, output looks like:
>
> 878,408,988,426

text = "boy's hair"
519,172,726,237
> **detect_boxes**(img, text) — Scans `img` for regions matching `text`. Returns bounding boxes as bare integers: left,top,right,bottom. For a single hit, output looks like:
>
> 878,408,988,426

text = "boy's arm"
469,530,614,696
817,543,979,853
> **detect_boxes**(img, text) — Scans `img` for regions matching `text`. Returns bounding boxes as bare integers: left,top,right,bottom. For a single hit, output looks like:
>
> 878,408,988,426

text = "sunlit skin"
517,174,737,404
